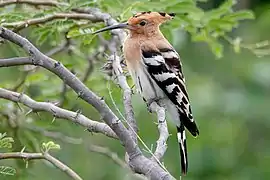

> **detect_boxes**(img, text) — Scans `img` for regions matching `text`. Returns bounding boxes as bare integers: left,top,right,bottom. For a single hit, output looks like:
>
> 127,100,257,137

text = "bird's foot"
146,97,161,113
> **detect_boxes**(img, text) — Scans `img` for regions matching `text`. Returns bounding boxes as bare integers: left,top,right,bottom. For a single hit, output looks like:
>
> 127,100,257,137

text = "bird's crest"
128,11,175,26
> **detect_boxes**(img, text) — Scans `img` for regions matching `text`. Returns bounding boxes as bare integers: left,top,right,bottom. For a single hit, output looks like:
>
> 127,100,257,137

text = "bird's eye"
139,20,147,26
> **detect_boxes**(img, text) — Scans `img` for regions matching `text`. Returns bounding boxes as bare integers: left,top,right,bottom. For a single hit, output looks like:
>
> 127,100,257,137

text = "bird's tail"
177,125,188,175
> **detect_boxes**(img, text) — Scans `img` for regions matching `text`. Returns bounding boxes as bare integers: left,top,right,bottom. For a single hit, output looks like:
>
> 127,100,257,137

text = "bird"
94,11,199,175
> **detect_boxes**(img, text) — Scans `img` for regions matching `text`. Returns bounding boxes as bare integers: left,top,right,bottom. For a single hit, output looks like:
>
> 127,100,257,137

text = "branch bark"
0,27,174,180
0,152,82,180
26,126,83,144
0,88,117,139
110,54,137,142
149,102,169,161
2,13,102,32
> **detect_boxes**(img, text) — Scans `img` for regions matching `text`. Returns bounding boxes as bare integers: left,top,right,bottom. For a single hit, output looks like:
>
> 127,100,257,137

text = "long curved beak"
93,22,129,34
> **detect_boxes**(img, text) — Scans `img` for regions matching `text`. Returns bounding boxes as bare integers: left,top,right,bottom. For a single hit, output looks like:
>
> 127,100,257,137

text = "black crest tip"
158,12,166,17
168,13,176,17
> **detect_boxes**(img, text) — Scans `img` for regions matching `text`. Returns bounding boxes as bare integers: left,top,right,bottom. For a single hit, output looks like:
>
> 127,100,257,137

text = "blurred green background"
1,0,270,180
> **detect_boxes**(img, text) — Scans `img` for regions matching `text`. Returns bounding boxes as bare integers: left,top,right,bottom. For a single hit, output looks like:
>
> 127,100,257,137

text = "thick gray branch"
0,27,174,180
0,88,117,139
83,6,136,142
0,152,82,180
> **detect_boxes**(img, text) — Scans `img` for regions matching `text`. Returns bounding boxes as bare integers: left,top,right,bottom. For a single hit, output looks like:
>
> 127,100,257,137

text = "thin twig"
89,144,127,168
2,13,102,32
82,51,102,83
46,40,70,57
26,126,83,144
12,71,30,91
0,0,68,8
0,152,82,180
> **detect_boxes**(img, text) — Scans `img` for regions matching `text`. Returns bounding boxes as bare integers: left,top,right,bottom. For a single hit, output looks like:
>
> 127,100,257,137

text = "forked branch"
0,27,174,180
0,152,82,180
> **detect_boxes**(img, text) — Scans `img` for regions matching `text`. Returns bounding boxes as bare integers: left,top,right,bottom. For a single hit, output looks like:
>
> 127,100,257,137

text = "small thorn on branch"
54,61,61,68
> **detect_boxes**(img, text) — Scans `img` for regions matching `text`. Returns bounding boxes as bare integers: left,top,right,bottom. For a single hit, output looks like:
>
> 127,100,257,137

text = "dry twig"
0,0,68,8
0,152,82,180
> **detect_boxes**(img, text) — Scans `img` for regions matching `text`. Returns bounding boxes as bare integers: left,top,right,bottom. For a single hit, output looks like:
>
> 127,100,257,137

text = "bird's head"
93,11,175,36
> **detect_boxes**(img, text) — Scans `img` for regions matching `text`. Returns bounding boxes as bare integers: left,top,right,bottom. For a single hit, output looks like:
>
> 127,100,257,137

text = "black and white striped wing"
142,49,199,136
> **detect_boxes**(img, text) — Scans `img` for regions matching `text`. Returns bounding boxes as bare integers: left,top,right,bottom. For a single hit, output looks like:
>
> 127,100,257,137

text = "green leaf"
0,133,14,149
209,40,224,58
36,29,53,45
0,12,31,22
42,141,61,152
82,35,96,45
192,29,208,41
219,0,236,12
67,28,94,38
27,73,48,83
208,19,237,31
119,1,144,21
223,10,255,21
0,166,16,176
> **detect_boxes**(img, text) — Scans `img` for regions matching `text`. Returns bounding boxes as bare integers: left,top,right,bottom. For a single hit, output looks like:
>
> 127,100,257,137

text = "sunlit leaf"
209,40,224,58
0,133,14,149
223,10,255,21
42,141,61,152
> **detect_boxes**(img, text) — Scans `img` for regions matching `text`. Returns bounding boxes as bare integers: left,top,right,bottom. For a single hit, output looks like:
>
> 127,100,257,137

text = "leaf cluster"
0,0,256,58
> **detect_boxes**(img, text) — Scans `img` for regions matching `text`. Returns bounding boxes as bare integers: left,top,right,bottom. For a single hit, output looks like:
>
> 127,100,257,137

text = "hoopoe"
94,11,199,175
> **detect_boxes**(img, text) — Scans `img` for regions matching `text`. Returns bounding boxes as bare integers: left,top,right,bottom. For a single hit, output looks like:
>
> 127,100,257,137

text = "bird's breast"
123,38,141,69
123,37,165,101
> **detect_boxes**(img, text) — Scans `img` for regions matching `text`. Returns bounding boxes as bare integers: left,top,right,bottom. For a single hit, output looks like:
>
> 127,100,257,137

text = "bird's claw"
146,98,160,113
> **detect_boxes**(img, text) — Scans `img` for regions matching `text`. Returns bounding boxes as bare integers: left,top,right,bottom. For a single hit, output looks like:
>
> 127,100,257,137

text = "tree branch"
72,8,127,43
0,88,117,139
0,0,68,8
0,152,82,180
0,27,174,179
111,54,137,142
149,102,169,161
86,7,137,142
26,126,83,145
88,144,127,168
1,13,102,32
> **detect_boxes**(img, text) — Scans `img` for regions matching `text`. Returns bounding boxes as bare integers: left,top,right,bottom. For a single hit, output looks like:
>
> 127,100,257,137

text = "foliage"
1,0,270,180
41,141,61,152
0,0,258,58
0,133,14,149
0,166,16,176
0,133,16,176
